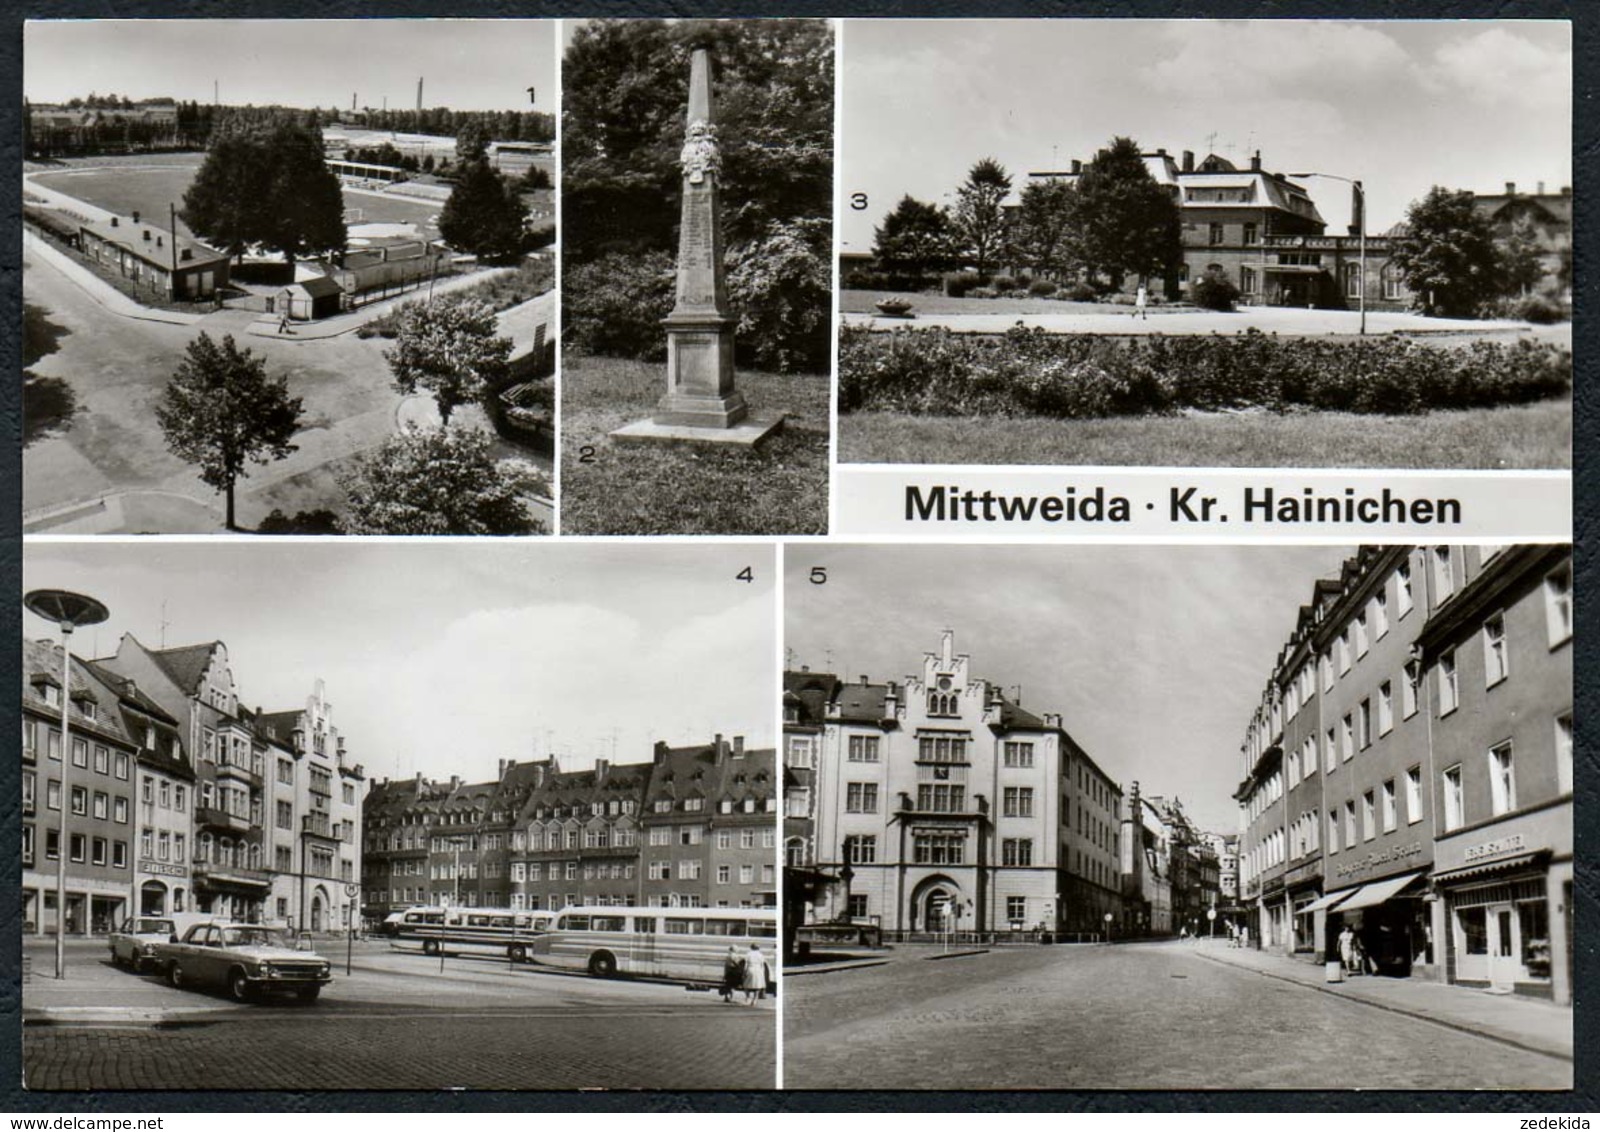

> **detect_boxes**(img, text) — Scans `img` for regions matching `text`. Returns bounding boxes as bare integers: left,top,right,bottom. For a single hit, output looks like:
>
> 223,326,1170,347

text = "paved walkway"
1196,939,1572,1060
843,305,1539,338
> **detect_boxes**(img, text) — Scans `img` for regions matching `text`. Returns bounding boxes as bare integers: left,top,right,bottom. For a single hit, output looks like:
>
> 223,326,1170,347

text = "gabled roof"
833,681,890,723
147,642,221,693
23,638,135,749
784,670,838,725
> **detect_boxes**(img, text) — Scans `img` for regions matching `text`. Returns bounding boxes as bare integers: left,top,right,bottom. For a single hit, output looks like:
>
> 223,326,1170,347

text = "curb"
782,960,892,977
923,949,989,962
1194,951,1572,1063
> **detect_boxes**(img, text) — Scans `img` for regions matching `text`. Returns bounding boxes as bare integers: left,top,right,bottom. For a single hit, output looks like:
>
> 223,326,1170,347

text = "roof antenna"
159,599,170,649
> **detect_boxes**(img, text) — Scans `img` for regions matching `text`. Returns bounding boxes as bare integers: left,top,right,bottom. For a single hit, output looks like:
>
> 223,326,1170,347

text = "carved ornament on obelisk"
654,46,748,428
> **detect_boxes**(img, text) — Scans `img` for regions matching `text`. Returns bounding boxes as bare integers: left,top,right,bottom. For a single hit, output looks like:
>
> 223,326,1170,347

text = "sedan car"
153,922,333,1003
108,916,179,972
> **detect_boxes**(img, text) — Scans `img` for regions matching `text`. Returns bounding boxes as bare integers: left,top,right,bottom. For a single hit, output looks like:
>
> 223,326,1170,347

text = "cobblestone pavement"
23,942,774,1090
783,941,1571,1090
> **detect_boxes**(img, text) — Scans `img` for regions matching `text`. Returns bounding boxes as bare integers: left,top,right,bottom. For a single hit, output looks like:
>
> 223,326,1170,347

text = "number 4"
736,567,754,583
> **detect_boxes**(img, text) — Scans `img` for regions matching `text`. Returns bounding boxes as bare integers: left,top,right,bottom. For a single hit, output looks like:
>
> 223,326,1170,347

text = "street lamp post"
25,589,111,981
1291,172,1366,335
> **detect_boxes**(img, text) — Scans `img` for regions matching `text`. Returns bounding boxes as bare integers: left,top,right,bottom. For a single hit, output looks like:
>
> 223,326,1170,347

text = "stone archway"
310,887,329,933
909,875,963,933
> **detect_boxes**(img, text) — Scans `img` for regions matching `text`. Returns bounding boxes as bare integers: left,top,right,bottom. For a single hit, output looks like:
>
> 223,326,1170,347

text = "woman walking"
720,946,744,1004
741,942,769,1005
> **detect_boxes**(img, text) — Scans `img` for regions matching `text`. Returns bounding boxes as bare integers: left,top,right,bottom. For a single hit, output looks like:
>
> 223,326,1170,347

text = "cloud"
1424,27,1570,110
1142,21,1411,99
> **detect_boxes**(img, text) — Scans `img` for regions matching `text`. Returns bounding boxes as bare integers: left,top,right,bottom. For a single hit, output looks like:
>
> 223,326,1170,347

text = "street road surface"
784,940,1570,1090
24,940,773,1090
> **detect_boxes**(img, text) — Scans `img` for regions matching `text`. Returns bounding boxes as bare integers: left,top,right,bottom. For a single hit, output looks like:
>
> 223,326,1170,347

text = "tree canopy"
871,195,960,279
953,158,1012,279
180,112,346,268
155,332,303,530
562,18,833,262
1010,178,1081,281
438,159,529,260
340,427,544,535
1071,136,1181,289
385,299,513,426
1391,186,1504,318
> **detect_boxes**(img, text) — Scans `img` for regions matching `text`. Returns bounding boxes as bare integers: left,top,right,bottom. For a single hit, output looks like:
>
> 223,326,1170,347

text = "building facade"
800,632,1122,939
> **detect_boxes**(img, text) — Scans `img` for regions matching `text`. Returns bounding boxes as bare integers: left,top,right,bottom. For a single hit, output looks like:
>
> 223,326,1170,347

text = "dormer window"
719,799,733,814
743,798,756,813
39,682,61,708
653,800,671,814
684,797,704,812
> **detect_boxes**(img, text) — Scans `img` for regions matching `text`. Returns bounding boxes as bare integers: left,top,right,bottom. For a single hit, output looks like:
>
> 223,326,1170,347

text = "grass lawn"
842,288,1143,317
838,397,1572,469
561,355,829,535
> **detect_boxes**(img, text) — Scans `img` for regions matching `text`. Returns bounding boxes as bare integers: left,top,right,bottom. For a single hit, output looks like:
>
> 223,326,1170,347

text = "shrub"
944,271,982,298
726,219,831,373
991,274,1019,292
1062,281,1098,302
563,251,675,361
256,508,345,535
1193,274,1241,312
1029,279,1059,297
837,324,1570,420
969,287,999,299
1511,292,1567,325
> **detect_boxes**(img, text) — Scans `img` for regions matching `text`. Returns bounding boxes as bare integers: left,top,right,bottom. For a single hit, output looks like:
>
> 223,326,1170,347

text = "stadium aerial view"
22,19,557,535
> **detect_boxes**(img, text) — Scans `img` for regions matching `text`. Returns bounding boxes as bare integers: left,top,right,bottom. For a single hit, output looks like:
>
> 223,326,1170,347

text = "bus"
378,905,554,963
529,905,778,982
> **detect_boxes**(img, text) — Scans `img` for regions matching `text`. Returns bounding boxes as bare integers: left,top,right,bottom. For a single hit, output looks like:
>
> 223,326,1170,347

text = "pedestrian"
741,942,769,1005
719,945,744,1004
278,315,290,336
1134,284,1149,320
1338,924,1357,974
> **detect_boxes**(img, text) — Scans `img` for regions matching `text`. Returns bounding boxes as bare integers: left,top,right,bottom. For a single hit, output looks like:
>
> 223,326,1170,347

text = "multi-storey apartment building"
802,632,1121,938
362,775,439,922
1418,546,1573,1004
782,669,834,870
516,757,648,911
1120,783,1172,937
22,639,142,936
1235,546,1571,1002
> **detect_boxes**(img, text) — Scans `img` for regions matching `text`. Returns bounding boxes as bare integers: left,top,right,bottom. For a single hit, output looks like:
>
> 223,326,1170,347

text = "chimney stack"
1182,150,1194,173
449,774,461,791
1537,181,1546,196
1506,181,1517,196
654,740,669,764
595,757,609,782
497,758,508,780
859,674,869,686
1250,150,1261,172
1070,158,1082,175
733,736,744,757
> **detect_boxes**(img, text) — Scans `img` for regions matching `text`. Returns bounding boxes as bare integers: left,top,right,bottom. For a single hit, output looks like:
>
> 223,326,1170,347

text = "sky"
785,544,1356,833
24,541,776,788
25,20,556,114
840,19,1572,252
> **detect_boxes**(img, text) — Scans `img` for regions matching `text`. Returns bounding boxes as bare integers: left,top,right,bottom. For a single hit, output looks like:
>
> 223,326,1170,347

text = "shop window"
1519,900,1552,980
1459,906,1488,955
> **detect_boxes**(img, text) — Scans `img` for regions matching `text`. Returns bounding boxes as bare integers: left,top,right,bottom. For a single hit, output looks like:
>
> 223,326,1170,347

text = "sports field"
31,160,443,239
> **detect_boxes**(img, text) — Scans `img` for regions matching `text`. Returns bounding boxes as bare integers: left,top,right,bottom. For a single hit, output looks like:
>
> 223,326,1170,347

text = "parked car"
152,921,334,1003
108,915,183,972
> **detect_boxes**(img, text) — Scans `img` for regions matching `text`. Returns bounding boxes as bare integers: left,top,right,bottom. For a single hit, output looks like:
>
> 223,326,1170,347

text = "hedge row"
837,326,1571,418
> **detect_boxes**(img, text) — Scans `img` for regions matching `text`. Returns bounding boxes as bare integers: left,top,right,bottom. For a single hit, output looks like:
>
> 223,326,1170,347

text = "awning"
1333,870,1427,913
1432,852,1546,886
1298,887,1359,915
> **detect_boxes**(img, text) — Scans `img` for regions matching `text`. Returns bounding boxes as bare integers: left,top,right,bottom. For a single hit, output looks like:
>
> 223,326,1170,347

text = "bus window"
404,913,423,925
513,915,530,928
561,916,590,931
704,919,746,937
664,918,705,935
468,915,492,927
750,921,778,939
425,913,444,924
490,916,513,928
592,916,627,932
633,917,657,934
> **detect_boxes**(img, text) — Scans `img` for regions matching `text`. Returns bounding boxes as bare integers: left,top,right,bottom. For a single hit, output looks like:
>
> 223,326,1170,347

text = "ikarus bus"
378,905,554,963
530,905,778,981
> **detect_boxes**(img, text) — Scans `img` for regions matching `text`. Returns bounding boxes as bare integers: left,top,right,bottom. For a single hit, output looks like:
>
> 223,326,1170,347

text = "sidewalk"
1195,939,1572,1061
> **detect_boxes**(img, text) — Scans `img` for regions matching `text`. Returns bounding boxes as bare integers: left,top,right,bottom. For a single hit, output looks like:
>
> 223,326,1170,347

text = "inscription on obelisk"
655,45,747,428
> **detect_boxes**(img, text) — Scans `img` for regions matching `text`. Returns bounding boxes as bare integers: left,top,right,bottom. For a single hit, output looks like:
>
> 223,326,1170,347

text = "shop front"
1323,870,1432,978
1433,801,1572,1005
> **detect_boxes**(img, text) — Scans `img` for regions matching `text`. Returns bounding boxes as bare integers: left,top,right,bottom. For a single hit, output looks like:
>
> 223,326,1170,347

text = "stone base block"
654,390,748,429
610,411,786,449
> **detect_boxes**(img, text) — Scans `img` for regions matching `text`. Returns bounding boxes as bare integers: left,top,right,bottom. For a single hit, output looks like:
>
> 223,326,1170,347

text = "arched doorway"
140,880,168,916
310,888,327,933
909,875,963,933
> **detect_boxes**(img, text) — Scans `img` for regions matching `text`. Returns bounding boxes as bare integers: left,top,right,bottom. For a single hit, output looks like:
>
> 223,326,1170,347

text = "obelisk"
612,45,783,446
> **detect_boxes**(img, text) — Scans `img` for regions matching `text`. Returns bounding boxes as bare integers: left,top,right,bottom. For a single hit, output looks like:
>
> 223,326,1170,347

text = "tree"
726,218,831,373
385,299,513,426
455,118,493,165
1390,186,1503,318
1071,136,1182,290
1011,178,1081,281
438,159,529,260
340,427,544,535
181,112,345,269
871,195,959,279
952,158,1012,279
155,333,303,530
1497,215,1545,297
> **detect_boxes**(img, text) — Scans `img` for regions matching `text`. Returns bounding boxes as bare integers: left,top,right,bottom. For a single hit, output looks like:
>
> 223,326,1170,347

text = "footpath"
1195,938,1572,1061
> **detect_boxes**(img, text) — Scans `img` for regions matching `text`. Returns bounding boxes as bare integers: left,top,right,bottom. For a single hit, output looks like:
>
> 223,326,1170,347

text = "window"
72,738,88,768
1361,792,1376,841
1483,614,1509,687
1344,800,1357,846
22,773,35,813
70,833,85,862
1406,766,1423,824
1338,630,1352,675
1358,699,1372,749
716,864,730,884
1376,681,1393,736
1324,727,1337,773
1382,264,1403,301
173,785,185,812
45,830,59,860
1003,742,1034,768
1344,262,1362,298
1001,838,1033,867
739,829,755,850
93,745,109,774
1432,547,1454,601
1403,661,1420,719
912,830,965,865
158,780,171,809
845,782,879,814
92,791,108,819
1397,562,1415,616
1002,786,1034,818
738,864,754,885
276,801,292,830
1489,742,1516,816
1374,590,1389,638
113,841,127,869
847,735,880,762
677,860,701,880
916,783,965,813
1327,810,1339,854
1381,780,1397,833
71,786,86,816
842,833,878,864
847,895,869,920
1209,222,1225,245
1340,714,1354,762
1439,650,1459,714
1556,713,1573,796
649,827,670,847
1442,765,1464,831
1546,565,1573,646
1243,222,1258,246
917,735,966,763
1355,611,1369,658
678,825,702,846
1321,651,1334,692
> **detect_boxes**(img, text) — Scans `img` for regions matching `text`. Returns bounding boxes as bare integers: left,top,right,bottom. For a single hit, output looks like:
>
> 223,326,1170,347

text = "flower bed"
837,325,1571,418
